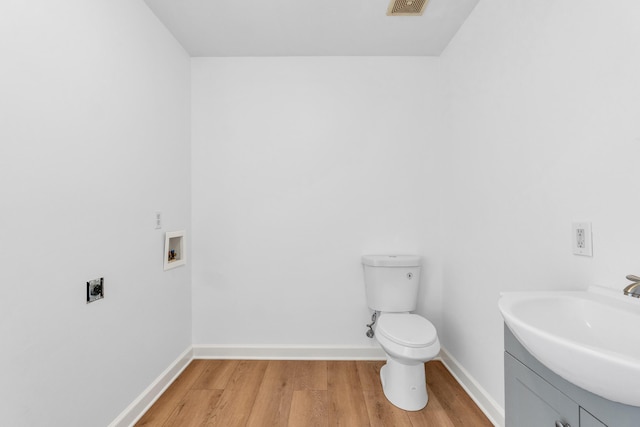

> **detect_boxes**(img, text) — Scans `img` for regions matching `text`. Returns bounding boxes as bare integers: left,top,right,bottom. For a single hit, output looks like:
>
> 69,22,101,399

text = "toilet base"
380,358,428,411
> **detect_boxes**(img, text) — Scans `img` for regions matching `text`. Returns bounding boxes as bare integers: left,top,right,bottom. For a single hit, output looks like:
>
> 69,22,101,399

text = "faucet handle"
626,275,640,282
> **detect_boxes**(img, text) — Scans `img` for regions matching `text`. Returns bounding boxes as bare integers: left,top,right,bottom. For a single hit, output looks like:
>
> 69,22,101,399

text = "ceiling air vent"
387,0,429,16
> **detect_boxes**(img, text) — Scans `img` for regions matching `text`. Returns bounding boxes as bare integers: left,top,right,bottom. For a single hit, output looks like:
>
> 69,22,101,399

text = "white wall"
440,0,640,412
0,1,191,426
191,57,445,347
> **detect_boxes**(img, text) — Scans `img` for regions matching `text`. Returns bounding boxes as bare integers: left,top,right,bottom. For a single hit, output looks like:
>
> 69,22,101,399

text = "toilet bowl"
375,313,440,411
361,254,440,411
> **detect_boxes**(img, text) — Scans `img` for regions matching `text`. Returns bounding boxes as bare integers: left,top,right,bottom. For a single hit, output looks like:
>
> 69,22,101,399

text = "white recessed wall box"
164,230,186,270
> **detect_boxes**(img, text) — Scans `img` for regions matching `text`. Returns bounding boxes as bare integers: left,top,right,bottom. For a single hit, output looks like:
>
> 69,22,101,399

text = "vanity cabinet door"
505,352,579,427
580,408,606,427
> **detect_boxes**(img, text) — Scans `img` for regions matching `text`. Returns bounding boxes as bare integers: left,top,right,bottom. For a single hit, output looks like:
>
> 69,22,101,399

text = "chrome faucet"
623,275,640,297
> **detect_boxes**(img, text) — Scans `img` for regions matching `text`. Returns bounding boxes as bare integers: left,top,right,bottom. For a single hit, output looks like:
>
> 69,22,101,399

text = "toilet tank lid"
361,255,421,267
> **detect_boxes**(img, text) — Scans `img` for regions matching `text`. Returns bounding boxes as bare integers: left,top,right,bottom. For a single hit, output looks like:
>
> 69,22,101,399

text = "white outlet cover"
155,211,162,229
572,222,593,256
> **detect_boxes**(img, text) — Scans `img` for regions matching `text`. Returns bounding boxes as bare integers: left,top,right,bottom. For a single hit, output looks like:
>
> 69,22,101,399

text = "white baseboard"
193,344,387,360
438,348,505,427
108,346,193,427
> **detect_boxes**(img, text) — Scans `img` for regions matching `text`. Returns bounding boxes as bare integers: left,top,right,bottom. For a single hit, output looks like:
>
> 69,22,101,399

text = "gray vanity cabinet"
505,352,579,426
505,326,640,427
580,409,607,427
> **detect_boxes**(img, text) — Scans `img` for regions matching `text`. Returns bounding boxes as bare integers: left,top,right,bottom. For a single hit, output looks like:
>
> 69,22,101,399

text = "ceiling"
143,0,480,57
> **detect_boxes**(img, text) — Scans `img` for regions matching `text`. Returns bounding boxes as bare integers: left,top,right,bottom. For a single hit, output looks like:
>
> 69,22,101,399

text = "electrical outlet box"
86,278,104,303
572,222,593,256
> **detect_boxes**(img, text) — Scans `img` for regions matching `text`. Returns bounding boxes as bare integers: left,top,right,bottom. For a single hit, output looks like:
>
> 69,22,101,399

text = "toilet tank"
362,255,422,312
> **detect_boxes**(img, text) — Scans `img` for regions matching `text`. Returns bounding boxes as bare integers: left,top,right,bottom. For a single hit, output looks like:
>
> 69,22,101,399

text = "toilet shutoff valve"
365,311,378,338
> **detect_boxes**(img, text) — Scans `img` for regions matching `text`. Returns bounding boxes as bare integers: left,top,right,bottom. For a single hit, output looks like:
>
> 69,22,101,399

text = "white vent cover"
387,0,429,16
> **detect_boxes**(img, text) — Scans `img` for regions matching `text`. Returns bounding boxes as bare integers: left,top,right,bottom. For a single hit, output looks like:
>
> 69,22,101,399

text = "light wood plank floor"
135,360,493,427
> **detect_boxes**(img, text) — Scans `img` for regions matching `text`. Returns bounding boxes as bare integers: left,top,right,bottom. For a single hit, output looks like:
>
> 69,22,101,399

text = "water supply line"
365,311,379,338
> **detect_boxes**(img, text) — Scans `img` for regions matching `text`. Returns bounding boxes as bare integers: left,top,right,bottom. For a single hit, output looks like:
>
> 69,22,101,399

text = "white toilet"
362,254,440,411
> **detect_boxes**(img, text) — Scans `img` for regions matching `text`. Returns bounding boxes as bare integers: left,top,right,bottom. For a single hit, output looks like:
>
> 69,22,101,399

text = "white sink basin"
499,286,640,407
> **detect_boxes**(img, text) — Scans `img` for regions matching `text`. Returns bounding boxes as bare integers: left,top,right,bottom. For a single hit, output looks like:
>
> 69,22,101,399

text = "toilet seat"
377,313,437,348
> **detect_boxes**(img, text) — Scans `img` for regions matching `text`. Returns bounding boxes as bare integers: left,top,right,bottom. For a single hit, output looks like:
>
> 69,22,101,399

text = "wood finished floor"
135,360,493,427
